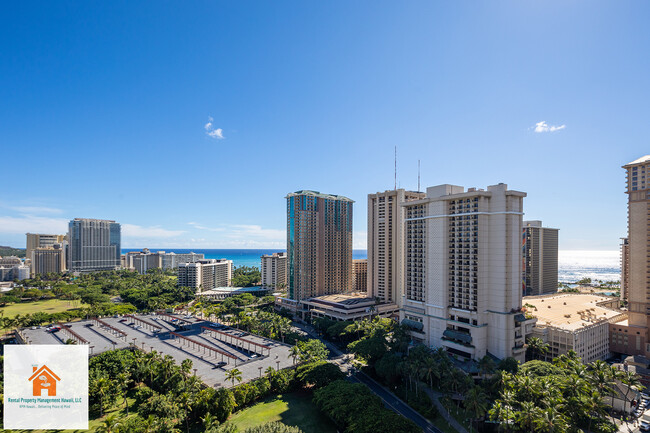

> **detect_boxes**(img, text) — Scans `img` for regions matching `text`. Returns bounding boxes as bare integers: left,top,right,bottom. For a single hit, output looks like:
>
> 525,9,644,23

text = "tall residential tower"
286,190,353,301
261,252,287,289
522,221,559,296
618,156,650,356
401,183,528,361
367,189,425,305
68,218,121,272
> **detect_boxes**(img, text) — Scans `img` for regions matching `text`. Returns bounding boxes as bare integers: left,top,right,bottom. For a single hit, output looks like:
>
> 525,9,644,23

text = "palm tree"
419,357,437,389
95,414,121,433
93,376,111,417
488,401,513,432
525,337,549,361
514,401,540,433
116,372,130,416
621,370,642,414
288,345,301,365
465,387,489,430
225,368,242,388
478,355,496,381
533,407,568,433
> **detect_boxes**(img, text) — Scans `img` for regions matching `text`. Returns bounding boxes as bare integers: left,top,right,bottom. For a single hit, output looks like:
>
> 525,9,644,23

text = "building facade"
367,189,425,305
160,252,204,269
31,244,66,276
12,265,30,281
617,156,650,357
261,252,287,289
522,220,559,296
68,218,121,272
352,259,368,293
286,190,353,301
26,233,66,262
177,259,233,292
526,293,624,363
401,183,529,361
621,237,630,303
0,256,23,281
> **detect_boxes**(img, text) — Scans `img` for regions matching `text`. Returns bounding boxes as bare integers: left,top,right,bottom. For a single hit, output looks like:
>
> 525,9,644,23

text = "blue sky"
1,1,648,250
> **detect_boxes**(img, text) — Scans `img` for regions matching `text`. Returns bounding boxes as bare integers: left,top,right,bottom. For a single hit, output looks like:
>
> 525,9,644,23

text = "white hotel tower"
401,183,528,362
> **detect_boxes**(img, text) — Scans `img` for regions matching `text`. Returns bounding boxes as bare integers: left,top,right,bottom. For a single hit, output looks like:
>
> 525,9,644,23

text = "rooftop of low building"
523,293,624,331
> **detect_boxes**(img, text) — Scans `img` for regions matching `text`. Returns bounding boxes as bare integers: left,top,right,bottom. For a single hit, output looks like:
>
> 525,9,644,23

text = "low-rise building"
12,265,30,281
275,293,399,322
177,259,233,292
261,252,287,289
352,259,368,293
0,257,23,281
525,293,625,363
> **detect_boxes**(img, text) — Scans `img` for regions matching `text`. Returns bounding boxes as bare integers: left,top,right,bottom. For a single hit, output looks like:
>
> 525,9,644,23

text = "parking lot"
19,312,293,388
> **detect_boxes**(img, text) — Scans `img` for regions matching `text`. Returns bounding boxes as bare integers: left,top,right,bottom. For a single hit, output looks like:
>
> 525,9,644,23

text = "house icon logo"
28,365,61,397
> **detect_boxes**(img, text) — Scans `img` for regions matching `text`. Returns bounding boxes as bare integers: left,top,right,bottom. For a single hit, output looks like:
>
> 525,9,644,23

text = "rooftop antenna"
394,146,397,190
418,159,421,192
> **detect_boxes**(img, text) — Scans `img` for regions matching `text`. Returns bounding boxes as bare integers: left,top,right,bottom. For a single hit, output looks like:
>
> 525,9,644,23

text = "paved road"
293,321,441,433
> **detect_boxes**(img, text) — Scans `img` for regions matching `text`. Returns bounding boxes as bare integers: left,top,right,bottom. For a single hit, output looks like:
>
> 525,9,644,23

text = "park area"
0,298,86,318
228,391,337,433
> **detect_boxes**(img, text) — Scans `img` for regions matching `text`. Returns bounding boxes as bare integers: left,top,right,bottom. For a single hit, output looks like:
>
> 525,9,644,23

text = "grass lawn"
0,299,87,318
229,390,337,433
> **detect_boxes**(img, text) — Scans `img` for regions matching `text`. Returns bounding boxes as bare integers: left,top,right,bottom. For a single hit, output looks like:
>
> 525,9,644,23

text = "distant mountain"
0,246,26,258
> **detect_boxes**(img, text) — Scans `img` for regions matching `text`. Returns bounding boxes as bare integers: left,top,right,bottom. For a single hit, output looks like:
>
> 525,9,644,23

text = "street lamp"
258,366,263,377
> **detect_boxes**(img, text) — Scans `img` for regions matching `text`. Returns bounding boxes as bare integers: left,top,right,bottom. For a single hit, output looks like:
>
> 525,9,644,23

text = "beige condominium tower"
367,189,425,305
26,233,66,260
522,220,559,296
619,156,650,356
401,183,528,362
286,190,353,301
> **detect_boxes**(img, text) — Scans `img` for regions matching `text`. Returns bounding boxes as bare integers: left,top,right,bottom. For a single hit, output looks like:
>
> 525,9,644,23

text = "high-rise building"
522,221,559,296
352,259,368,293
26,233,66,261
286,190,353,301
621,237,630,303
261,252,287,289
367,189,425,305
68,218,121,272
617,156,650,356
160,252,204,269
124,250,205,274
31,244,66,276
401,183,528,361
177,259,233,292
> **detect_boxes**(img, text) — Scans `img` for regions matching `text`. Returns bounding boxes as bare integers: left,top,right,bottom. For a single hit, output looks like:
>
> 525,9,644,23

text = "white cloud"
188,222,285,247
533,121,566,133
204,116,224,139
121,224,186,238
0,215,69,234
9,206,63,214
187,222,225,232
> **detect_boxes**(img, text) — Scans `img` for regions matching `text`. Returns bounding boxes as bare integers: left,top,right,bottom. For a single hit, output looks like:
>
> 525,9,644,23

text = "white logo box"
4,345,88,430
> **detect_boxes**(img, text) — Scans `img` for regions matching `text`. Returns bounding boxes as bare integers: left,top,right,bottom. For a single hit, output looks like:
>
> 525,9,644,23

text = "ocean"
123,249,621,283
122,249,368,269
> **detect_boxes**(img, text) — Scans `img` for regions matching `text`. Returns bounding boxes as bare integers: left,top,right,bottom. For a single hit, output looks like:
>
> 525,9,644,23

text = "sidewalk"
420,386,469,433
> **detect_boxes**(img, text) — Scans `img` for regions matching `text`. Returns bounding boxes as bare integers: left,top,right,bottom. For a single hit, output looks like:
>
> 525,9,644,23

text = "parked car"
640,421,650,432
